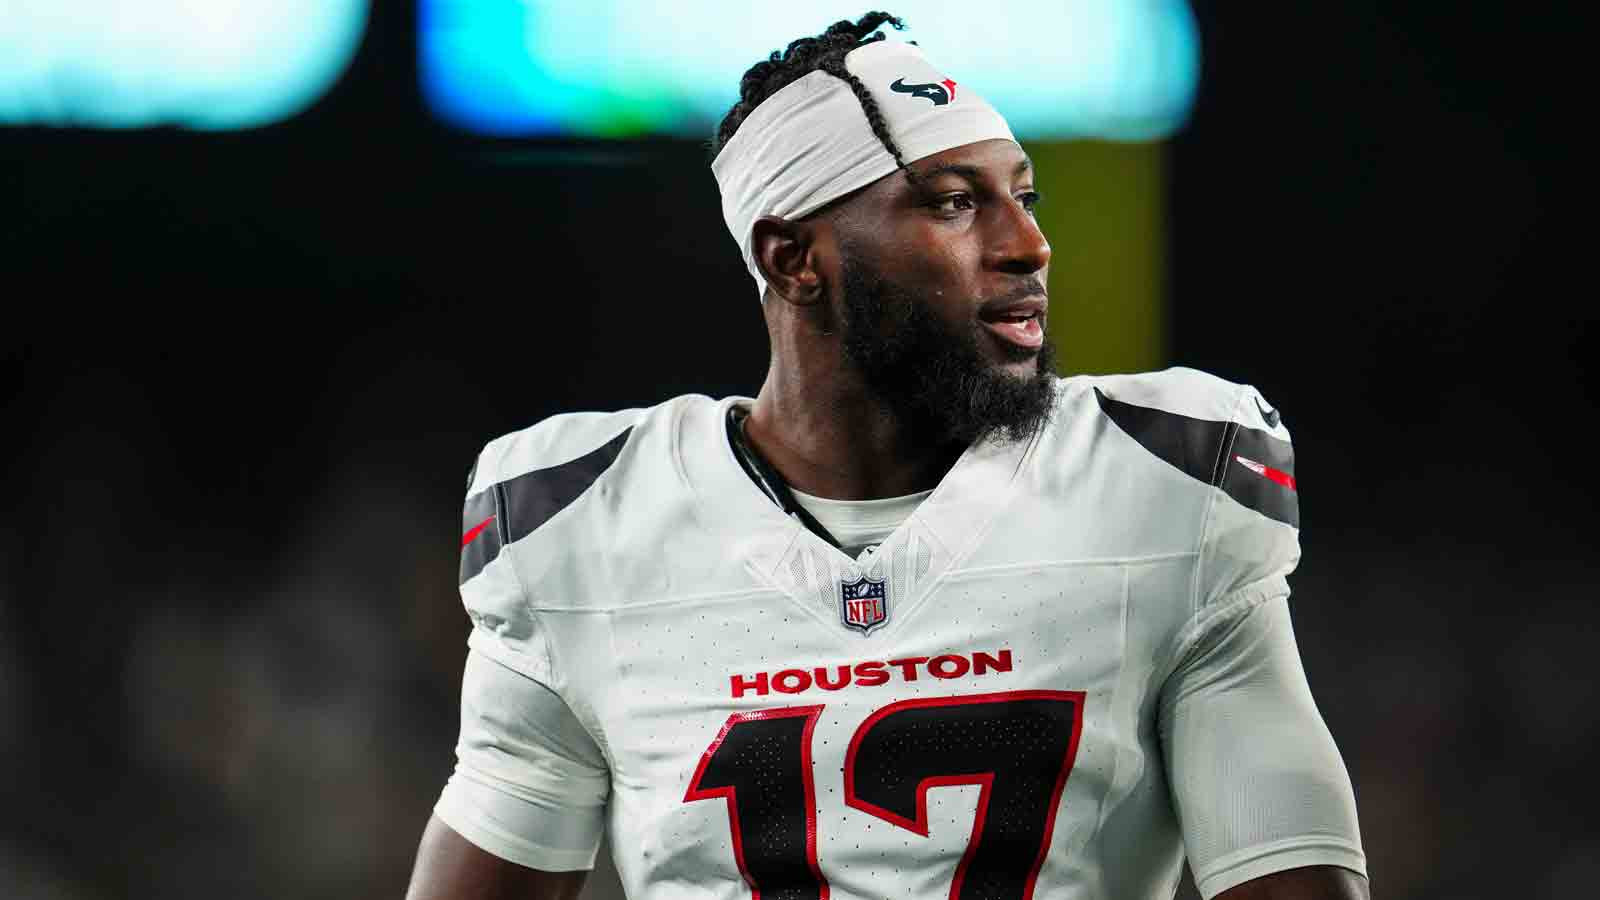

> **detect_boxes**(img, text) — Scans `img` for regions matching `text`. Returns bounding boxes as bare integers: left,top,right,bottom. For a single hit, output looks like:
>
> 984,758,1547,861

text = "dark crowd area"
2,4,1591,899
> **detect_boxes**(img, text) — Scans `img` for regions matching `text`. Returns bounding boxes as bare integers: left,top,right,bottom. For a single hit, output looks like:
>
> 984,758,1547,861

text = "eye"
1018,190,1042,214
928,192,976,215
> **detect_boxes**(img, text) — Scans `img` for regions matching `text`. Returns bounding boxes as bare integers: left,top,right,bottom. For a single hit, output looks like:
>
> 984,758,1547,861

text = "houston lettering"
729,649,1013,698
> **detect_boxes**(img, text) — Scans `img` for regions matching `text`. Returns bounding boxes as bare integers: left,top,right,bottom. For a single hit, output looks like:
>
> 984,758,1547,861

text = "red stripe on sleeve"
461,514,496,547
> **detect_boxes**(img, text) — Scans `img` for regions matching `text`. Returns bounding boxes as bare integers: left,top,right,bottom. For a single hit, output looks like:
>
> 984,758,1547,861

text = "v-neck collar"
677,395,1041,638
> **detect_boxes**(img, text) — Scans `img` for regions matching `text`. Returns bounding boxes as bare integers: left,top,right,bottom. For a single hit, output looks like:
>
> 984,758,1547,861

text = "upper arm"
1157,383,1366,897
405,814,588,900
410,436,617,894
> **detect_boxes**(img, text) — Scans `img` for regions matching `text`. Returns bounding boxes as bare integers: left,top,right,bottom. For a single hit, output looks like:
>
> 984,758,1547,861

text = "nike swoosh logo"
1254,397,1280,428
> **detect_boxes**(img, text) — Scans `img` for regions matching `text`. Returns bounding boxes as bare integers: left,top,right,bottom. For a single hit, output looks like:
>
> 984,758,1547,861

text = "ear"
751,215,824,306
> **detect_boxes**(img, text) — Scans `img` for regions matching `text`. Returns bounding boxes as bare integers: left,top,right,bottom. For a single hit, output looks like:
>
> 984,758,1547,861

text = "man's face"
827,138,1056,446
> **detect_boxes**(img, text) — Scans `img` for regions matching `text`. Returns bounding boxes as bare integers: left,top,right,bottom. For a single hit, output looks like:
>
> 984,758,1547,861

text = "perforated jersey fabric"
435,368,1365,899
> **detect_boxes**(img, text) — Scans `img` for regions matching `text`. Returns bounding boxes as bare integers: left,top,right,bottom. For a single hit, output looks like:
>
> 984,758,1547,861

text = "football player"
406,12,1368,900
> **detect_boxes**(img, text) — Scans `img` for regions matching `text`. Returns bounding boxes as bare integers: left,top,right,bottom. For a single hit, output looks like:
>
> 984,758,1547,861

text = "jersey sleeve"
435,650,610,871
436,443,612,871
1162,386,1365,897
1159,597,1366,898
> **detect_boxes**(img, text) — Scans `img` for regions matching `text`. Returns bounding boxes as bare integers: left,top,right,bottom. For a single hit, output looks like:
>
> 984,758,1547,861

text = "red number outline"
841,690,1085,900
683,705,830,900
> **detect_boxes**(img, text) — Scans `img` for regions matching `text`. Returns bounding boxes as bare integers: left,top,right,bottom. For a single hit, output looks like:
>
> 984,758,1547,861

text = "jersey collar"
678,394,1042,637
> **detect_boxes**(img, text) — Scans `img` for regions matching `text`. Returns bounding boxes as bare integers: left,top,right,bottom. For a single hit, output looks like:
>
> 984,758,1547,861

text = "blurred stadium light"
0,0,369,129
420,0,1199,141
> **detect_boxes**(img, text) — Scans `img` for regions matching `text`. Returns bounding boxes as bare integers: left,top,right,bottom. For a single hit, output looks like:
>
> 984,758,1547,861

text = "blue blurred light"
420,1,1199,141
0,0,369,129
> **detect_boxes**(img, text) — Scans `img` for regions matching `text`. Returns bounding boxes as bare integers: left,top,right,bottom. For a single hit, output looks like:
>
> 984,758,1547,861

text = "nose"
984,199,1051,277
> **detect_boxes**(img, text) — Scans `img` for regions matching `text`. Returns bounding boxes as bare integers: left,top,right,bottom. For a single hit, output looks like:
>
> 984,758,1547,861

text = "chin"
1002,355,1042,376
990,350,1047,380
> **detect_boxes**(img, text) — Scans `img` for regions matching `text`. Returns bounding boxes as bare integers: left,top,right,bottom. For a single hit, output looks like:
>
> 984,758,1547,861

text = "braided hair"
711,11,919,187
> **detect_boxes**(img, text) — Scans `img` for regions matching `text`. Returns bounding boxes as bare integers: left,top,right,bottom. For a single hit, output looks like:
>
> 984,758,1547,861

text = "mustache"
977,277,1048,314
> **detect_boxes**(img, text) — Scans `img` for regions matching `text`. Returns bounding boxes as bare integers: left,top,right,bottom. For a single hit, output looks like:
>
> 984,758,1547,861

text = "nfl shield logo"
840,576,888,635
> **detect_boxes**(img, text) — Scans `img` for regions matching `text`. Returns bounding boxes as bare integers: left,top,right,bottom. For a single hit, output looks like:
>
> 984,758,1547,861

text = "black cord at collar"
726,406,843,549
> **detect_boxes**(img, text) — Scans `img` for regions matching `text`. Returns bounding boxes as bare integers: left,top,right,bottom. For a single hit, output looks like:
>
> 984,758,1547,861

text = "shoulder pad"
1092,368,1297,527
460,407,644,585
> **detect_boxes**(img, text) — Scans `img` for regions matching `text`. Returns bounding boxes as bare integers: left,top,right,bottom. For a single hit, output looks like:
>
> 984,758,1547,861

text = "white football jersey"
435,368,1365,900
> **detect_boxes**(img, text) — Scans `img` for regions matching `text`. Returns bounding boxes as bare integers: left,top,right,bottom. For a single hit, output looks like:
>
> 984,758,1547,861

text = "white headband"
712,40,1017,300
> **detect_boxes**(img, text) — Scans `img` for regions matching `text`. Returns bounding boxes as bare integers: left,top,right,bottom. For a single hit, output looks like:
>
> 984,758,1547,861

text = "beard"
836,250,1057,448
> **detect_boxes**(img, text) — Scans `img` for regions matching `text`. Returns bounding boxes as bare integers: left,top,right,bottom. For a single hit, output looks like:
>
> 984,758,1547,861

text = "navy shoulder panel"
460,427,633,584
1094,387,1297,527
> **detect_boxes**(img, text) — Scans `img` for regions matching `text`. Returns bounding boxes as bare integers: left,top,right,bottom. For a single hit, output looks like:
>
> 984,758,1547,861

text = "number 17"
684,690,1085,900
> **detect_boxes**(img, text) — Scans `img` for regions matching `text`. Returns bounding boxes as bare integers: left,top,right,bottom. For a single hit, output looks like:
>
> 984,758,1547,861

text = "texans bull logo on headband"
890,76,958,106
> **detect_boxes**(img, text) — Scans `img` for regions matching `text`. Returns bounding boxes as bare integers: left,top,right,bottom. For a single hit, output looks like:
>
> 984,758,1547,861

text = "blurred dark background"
2,3,1592,899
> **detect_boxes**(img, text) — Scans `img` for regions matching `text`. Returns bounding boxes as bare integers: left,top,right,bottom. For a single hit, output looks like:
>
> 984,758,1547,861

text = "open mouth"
979,305,1045,350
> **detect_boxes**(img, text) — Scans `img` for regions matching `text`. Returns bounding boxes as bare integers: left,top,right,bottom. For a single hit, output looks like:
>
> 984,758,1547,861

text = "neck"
745,356,965,502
